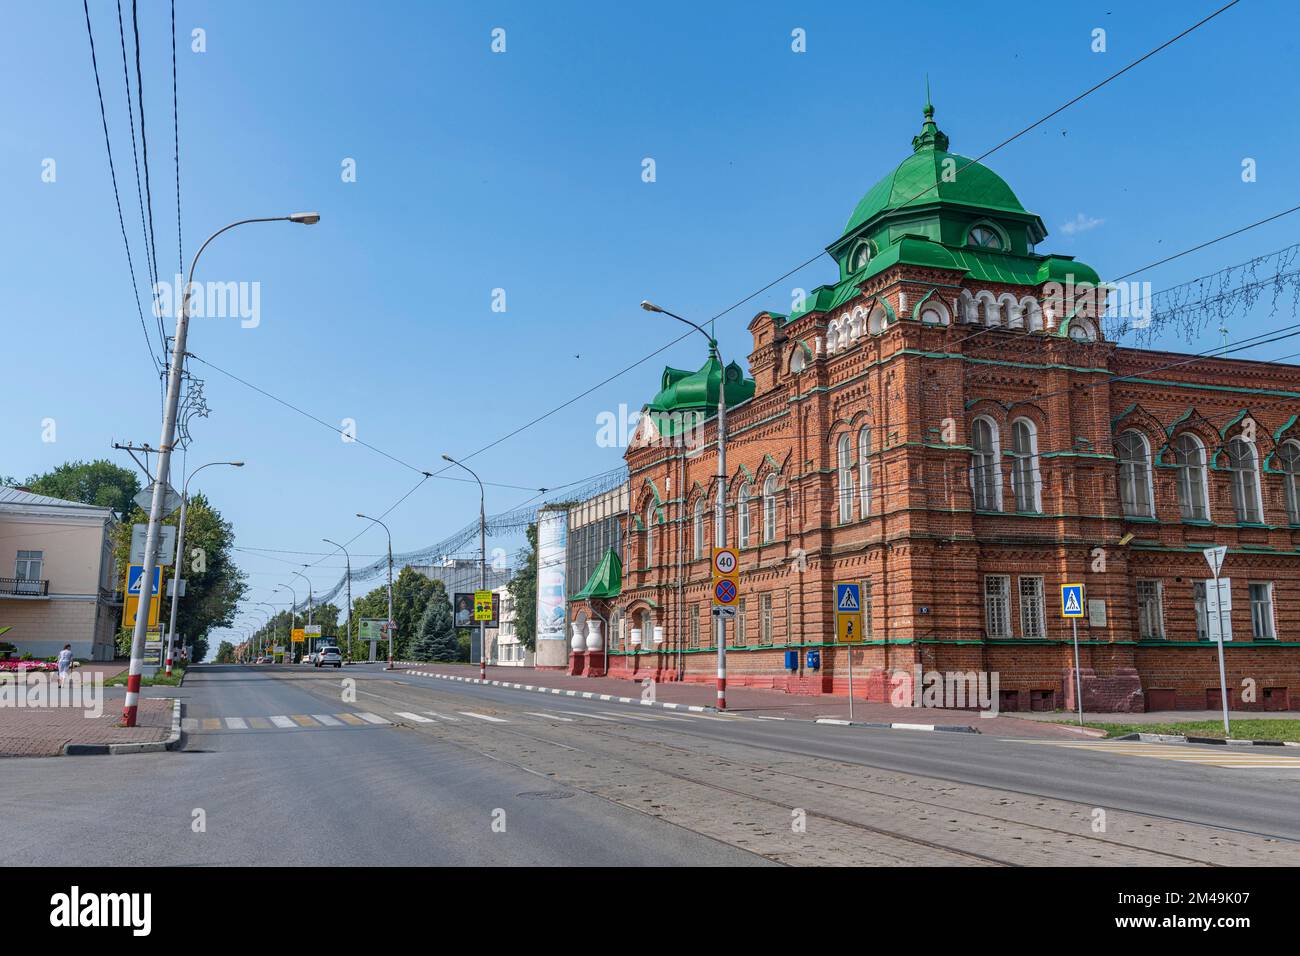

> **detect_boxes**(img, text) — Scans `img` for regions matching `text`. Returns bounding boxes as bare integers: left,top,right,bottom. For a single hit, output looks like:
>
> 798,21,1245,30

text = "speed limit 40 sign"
712,548,740,607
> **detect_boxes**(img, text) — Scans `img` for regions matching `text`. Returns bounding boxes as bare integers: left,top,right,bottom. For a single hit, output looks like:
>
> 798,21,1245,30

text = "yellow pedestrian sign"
474,590,493,622
837,612,863,643
1061,583,1085,618
291,628,305,644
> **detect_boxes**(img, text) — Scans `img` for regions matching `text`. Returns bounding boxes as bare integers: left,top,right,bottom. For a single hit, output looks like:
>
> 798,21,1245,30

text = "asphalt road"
4,662,1299,866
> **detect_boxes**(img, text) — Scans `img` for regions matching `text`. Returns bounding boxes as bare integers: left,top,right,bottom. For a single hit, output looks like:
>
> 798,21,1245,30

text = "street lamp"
443,454,488,680
293,568,314,655
255,602,277,660
274,583,297,662
641,300,730,711
324,539,354,662
164,460,244,676
123,212,319,727
357,513,395,669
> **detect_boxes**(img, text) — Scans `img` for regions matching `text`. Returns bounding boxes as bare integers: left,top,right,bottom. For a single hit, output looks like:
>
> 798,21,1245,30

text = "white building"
490,586,532,666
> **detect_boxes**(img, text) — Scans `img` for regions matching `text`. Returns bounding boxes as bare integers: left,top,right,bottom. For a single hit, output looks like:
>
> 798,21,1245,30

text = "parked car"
314,646,342,668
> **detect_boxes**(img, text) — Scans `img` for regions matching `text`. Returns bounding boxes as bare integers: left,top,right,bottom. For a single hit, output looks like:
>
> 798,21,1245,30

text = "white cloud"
1059,213,1104,236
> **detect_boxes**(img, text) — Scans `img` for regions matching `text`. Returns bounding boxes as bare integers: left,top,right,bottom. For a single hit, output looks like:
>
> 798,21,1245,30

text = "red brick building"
568,102,1300,712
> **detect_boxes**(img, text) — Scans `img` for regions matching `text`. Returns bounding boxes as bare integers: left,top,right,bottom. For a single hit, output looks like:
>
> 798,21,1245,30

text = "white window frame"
760,593,773,644
644,503,655,568
1116,430,1154,518
971,417,1002,512
858,425,873,517
1018,575,1045,639
1280,440,1300,524
1173,433,1210,521
692,498,704,560
1227,437,1263,523
1250,582,1276,640
984,575,1011,638
762,474,778,544
1136,579,1165,639
1010,418,1041,513
737,483,751,548
837,433,854,523
861,580,873,639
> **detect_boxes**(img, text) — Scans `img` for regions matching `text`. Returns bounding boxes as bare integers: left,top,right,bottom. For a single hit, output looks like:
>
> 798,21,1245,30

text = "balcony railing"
0,577,50,597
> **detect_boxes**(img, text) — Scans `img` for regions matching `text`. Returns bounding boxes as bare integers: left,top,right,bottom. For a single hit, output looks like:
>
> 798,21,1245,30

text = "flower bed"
0,660,59,672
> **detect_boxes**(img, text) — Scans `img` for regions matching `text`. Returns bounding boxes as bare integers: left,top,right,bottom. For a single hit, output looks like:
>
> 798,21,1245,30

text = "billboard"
535,507,568,643
454,591,500,629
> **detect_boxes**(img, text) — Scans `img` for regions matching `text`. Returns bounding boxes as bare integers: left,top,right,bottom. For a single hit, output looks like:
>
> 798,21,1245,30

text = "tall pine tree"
412,589,457,661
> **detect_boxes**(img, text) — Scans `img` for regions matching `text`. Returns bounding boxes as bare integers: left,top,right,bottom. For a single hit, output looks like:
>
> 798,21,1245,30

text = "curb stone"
1118,731,1300,748
62,698,184,756
814,717,980,734
396,667,716,713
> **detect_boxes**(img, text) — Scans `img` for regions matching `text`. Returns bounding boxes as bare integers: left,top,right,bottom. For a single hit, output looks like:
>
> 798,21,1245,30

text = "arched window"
1010,418,1041,513
692,497,704,560
644,503,655,567
970,417,1001,511
1280,441,1300,524
1116,431,1154,517
1227,437,1262,523
837,434,855,523
858,425,873,517
762,474,778,543
737,483,751,548
714,479,725,548
789,348,806,374
968,225,1003,250
1173,434,1210,521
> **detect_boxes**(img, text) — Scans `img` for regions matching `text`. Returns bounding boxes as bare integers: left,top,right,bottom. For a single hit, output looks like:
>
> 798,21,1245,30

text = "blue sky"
3,1,1298,645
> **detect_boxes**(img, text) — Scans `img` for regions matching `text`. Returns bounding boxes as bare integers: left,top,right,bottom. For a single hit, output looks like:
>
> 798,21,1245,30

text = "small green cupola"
829,97,1049,280
645,354,755,415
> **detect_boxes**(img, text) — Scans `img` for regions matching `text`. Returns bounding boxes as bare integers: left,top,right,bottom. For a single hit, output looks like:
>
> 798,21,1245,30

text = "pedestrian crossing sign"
1061,583,1085,618
835,583,860,613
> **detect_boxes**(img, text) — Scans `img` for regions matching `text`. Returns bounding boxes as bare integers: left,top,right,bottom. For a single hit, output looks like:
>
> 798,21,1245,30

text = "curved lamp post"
357,514,395,669
641,300,729,710
324,539,354,661
123,211,318,726
442,454,488,680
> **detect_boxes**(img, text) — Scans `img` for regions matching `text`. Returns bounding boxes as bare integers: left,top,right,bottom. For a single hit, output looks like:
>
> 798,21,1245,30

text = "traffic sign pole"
1071,618,1082,726
1212,569,1231,739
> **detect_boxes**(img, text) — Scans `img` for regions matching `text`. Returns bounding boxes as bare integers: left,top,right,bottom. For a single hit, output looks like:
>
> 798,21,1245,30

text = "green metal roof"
843,104,1027,236
571,548,622,601
646,354,756,415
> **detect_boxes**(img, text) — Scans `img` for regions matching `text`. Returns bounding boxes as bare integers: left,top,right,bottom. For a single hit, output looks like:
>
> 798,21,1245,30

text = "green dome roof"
646,355,755,415
844,104,1027,235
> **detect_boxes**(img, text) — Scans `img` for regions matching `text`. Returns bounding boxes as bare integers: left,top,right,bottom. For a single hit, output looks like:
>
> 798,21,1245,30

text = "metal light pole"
122,211,319,726
255,602,276,661
275,584,297,662
165,460,244,676
641,300,729,710
293,569,314,655
358,514,395,669
324,539,353,661
443,454,487,679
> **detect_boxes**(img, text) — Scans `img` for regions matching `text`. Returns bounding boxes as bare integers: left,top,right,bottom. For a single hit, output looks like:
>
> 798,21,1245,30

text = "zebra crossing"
182,705,736,735
1016,738,1300,770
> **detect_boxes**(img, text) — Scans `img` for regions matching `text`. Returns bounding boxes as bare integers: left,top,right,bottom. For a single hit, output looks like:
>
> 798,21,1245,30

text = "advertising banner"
454,592,500,629
535,508,568,643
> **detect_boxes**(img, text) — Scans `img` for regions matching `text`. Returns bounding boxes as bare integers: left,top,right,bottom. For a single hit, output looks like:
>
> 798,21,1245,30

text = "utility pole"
442,455,487,680
641,301,729,710
121,212,318,726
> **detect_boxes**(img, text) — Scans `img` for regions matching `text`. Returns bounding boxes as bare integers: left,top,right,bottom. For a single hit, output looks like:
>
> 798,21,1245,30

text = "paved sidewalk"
390,663,1091,739
1015,708,1300,724
0,697,172,757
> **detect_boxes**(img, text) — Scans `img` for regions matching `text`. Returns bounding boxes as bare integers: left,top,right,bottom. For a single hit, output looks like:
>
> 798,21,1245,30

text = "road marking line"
224,717,248,730
602,710,659,721
182,718,198,732
525,711,573,721
395,711,436,723
291,715,317,727
334,713,366,726
312,714,342,726
560,710,619,721
424,711,462,722
356,712,390,725
246,717,272,729
459,711,508,723
200,718,222,731
269,715,296,729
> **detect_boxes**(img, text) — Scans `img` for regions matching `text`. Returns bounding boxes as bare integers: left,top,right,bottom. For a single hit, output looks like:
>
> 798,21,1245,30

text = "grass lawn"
1074,719,1300,742
103,666,187,688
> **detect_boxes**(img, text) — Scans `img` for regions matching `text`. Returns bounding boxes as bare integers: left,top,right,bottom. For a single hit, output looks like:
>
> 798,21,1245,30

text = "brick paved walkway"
0,695,171,757
391,662,1091,739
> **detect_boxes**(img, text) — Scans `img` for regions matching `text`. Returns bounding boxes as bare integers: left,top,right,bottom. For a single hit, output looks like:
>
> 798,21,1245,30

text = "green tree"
24,459,142,516
214,641,236,663
111,493,247,657
507,523,538,652
411,589,457,661
351,568,440,659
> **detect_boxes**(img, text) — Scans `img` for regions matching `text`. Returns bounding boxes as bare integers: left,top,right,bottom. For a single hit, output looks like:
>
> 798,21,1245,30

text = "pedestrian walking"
56,643,73,687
